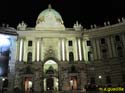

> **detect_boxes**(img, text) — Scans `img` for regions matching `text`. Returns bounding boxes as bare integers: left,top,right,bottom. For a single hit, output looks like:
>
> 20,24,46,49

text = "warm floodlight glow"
99,75,102,79
2,78,5,81
70,80,73,86
45,60,57,64
28,81,32,88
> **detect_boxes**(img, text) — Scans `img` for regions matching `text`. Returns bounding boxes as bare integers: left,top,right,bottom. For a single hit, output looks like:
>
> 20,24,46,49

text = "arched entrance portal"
43,60,58,91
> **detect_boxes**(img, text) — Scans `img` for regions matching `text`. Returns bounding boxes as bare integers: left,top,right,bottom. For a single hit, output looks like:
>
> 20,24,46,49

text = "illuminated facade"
0,4,125,92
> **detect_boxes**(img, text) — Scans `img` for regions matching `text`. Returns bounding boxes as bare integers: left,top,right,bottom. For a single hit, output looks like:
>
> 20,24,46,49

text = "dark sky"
0,0,125,28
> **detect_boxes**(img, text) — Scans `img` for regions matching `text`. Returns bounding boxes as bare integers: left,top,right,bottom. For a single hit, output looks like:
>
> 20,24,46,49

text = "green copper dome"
36,4,64,24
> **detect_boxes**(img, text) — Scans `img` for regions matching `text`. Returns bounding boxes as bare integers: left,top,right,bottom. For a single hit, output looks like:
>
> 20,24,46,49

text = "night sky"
0,0,125,28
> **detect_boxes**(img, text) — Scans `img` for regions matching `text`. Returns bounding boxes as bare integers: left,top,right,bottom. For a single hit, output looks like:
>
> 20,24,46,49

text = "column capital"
17,37,26,41
35,37,43,40
76,36,83,39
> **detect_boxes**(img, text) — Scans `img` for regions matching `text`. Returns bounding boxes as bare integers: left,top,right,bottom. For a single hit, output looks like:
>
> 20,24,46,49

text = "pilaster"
106,36,113,58
96,38,101,59
92,39,97,60
110,36,117,57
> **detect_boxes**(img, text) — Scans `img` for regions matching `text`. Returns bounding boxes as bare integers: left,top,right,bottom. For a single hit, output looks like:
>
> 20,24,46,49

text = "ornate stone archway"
43,59,59,91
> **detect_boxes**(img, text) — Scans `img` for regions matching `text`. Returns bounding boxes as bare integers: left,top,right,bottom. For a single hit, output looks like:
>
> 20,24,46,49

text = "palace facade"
0,5,125,92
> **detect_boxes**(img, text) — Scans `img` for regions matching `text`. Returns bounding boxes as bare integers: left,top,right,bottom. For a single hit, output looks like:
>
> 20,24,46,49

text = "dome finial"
48,4,52,9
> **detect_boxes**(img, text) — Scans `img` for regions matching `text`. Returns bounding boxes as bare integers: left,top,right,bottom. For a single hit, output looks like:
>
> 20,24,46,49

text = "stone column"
35,38,37,61
106,36,113,58
23,38,26,62
64,38,67,61
77,38,83,61
16,38,20,61
62,38,65,61
34,72,42,92
39,38,42,61
110,36,117,57
82,40,87,61
60,38,62,61
19,38,24,62
121,34,125,56
92,39,97,60
36,38,41,62
76,38,80,61
122,33,125,48
80,38,84,61
96,38,101,59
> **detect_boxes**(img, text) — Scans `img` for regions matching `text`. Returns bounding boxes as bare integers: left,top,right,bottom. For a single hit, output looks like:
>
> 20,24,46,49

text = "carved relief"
44,47,56,58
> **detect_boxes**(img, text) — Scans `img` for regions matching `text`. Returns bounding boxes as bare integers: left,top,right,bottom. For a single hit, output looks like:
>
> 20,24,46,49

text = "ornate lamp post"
98,75,102,87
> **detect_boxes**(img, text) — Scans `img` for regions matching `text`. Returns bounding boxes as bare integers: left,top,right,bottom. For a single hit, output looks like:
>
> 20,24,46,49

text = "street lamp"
98,76,102,79
2,78,5,82
98,75,102,86
1,77,5,93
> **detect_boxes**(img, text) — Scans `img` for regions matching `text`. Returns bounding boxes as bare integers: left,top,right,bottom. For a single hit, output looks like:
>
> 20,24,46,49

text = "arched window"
117,47,123,57
101,49,108,58
27,52,32,63
88,51,93,61
101,38,106,44
69,52,74,63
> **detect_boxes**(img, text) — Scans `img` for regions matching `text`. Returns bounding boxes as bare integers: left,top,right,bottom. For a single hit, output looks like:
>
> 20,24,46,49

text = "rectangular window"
87,40,91,46
28,41,32,46
102,49,107,53
88,51,92,61
68,41,73,46
90,77,95,84
117,47,123,57
122,74,125,82
115,35,120,41
101,38,105,44
106,76,111,84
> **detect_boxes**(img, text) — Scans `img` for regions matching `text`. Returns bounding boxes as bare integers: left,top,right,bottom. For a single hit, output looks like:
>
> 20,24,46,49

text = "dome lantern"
48,4,52,10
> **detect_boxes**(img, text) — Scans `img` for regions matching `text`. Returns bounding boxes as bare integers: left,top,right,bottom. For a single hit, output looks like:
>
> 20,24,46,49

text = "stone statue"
73,21,83,31
17,21,27,30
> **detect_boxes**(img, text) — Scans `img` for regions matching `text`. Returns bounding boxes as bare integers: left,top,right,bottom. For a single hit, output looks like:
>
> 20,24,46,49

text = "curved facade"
0,5,125,92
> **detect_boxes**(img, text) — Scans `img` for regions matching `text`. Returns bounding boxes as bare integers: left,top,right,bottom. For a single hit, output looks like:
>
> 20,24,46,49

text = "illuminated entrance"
70,76,78,90
24,77,33,93
43,60,58,91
